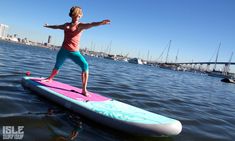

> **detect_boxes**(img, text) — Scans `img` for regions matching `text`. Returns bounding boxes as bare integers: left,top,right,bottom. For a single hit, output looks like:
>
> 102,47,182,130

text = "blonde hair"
69,6,83,18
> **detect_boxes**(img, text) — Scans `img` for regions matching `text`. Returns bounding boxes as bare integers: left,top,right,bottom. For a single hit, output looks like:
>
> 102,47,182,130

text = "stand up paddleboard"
22,76,182,136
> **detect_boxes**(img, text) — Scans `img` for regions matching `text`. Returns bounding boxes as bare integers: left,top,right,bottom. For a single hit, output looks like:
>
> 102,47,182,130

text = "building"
0,24,9,39
48,35,51,44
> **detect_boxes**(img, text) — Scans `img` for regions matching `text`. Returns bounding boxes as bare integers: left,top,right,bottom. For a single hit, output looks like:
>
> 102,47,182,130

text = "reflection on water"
0,41,235,141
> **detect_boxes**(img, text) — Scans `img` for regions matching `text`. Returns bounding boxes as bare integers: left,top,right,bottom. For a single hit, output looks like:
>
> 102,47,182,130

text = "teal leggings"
54,48,89,72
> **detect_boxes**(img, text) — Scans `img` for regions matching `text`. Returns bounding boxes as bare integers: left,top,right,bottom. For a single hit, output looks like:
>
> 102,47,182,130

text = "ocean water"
0,40,235,141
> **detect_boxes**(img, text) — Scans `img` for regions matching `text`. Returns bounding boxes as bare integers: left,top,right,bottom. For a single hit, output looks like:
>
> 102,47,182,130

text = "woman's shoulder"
78,22,90,29
77,22,87,29
78,22,85,26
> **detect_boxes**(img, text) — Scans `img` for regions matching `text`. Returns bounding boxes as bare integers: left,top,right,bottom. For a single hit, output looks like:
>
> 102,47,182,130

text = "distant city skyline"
0,24,9,38
0,0,235,71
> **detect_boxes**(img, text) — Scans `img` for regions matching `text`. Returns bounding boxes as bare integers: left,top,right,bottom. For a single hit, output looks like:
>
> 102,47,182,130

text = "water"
0,40,235,141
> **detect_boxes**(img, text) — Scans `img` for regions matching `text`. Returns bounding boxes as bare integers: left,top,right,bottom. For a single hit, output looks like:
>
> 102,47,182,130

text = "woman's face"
72,14,82,21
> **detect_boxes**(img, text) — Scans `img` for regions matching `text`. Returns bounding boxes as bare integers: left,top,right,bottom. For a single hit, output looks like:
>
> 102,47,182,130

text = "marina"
1,38,235,80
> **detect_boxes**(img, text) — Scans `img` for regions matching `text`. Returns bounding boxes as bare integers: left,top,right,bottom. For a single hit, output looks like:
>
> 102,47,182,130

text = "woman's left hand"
101,19,111,25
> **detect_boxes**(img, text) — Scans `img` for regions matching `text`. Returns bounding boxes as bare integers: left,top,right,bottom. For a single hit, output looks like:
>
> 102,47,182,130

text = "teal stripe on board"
77,100,176,124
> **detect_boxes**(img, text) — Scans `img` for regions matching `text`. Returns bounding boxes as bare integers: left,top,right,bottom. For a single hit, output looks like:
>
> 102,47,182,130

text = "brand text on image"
2,126,24,140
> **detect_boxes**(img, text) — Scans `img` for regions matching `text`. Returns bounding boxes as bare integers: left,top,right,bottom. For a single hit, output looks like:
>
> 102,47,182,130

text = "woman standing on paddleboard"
43,6,110,96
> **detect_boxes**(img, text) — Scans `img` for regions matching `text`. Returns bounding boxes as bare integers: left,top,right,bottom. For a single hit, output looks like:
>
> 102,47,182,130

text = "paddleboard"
22,76,182,136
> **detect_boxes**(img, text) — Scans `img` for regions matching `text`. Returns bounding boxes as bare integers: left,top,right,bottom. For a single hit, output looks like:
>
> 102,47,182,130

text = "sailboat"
207,43,224,77
208,43,234,78
158,40,174,69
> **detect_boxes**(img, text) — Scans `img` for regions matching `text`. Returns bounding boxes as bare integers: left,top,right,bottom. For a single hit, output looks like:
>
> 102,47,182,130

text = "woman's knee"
82,61,89,72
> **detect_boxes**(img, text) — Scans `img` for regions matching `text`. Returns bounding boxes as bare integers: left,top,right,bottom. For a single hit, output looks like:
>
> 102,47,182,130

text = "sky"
0,0,235,71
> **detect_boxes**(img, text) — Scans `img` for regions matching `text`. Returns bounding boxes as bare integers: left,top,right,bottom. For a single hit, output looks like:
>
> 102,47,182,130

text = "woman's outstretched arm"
81,20,110,30
44,24,65,30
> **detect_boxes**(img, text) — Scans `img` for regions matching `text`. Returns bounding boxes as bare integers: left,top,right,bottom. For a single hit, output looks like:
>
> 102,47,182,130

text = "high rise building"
0,24,9,39
48,35,51,44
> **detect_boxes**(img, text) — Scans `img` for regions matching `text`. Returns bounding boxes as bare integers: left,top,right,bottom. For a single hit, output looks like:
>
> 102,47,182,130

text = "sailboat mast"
213,42,221,71
108,40,112,54
158,43,167,62
147,50,150,62
224,52,233,74
175,49,179,63
165,40,171,63
229,52,233,64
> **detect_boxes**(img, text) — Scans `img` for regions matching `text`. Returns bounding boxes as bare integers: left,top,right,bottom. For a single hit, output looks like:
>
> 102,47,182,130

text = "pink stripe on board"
31,78,111,102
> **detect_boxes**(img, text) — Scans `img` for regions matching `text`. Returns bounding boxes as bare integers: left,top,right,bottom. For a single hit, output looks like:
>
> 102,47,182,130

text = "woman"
43,6,110,96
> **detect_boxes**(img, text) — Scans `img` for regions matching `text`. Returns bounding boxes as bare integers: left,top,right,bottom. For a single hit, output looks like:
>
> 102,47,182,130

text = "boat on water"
104,54,117,60
221,78,235,84
128,58,143,64
207,43,235,79
208,70,226,78
208,70,235,79
116,57,128,62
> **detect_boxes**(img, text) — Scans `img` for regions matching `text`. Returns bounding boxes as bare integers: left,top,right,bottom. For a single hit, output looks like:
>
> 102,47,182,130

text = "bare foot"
82,89,91,97
41,78,53,83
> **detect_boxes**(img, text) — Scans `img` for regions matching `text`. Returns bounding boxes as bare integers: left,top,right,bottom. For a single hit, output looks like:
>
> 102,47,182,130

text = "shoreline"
1,39,234,76
0,38,60,50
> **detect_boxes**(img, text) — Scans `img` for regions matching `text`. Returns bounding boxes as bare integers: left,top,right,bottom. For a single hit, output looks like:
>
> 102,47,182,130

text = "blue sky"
0,0,235,71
